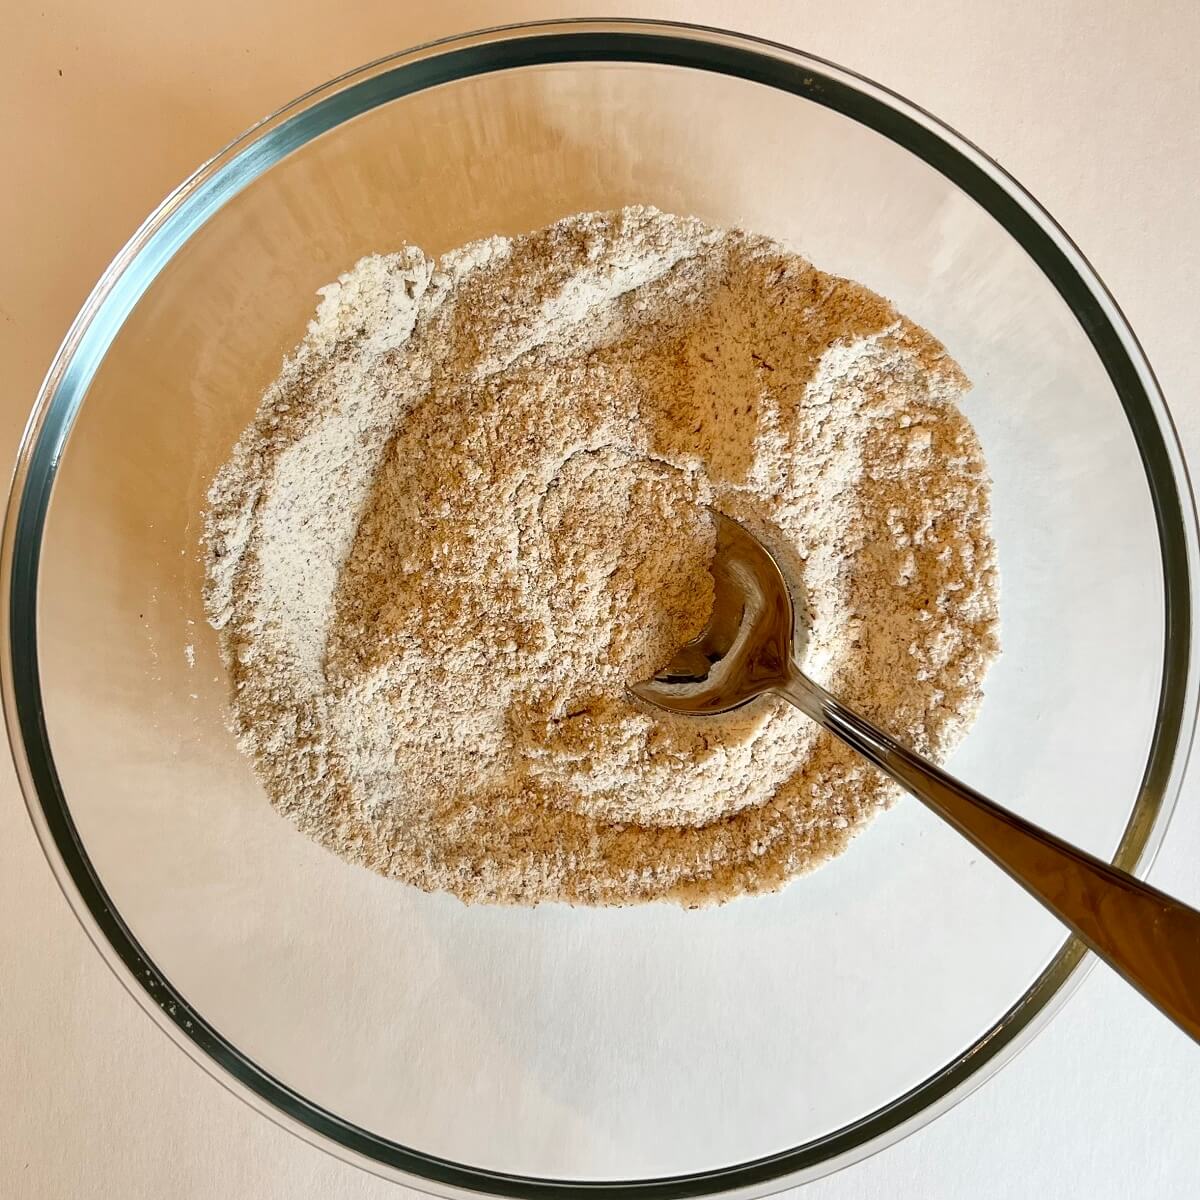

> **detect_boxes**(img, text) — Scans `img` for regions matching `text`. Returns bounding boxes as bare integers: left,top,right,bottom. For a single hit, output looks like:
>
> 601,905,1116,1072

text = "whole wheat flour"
204,207,999,906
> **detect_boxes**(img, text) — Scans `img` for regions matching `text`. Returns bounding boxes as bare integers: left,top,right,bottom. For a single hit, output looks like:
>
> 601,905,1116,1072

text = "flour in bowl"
204,207,998,905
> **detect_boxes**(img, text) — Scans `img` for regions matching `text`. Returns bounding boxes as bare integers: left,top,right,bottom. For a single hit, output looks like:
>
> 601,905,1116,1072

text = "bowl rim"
4,16,1197,1198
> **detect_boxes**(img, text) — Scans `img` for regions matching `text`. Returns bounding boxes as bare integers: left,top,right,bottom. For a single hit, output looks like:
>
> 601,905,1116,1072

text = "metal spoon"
631,511,1200,1043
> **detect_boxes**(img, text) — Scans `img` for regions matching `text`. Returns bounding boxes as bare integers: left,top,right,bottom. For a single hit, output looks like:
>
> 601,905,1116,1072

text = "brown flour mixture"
204,207,998,905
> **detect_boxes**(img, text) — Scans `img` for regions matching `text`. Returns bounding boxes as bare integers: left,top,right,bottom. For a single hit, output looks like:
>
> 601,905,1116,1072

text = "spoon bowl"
629,512,794,715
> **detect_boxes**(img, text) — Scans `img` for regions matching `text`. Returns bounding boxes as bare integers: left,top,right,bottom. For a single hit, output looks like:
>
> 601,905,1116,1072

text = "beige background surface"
3,1,1199,1196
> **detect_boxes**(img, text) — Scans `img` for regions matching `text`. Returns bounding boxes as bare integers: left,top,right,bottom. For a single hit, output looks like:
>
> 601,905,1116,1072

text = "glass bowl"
4,18,1196,1197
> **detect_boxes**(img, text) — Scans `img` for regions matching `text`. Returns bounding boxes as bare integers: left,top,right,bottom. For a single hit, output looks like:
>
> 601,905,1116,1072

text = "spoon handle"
778,664,1200,1045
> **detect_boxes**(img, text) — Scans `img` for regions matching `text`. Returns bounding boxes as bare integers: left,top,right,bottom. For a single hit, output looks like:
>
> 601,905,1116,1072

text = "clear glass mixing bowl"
4,19,1197,1197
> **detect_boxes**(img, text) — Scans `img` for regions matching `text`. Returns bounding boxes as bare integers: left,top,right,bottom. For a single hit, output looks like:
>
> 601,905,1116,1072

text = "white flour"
204,207,998,905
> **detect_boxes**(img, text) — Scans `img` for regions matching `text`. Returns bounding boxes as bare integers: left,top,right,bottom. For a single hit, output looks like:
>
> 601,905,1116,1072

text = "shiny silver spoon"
631,511,1200,1043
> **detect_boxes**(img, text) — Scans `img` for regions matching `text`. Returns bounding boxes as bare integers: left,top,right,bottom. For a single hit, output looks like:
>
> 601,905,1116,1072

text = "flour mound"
204,207,999,906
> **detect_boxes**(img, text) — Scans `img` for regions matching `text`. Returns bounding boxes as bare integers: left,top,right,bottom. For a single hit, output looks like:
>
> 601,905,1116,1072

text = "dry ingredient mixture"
204,207,999,906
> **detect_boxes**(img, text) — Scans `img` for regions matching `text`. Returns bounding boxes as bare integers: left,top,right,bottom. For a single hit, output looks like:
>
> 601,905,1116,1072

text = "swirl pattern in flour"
204,207,998,905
